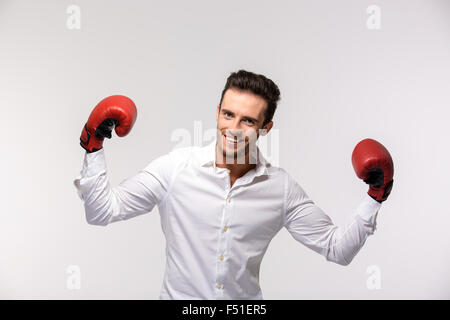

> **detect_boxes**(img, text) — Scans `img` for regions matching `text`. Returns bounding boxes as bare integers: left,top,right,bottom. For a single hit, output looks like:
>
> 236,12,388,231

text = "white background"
0,0,449,299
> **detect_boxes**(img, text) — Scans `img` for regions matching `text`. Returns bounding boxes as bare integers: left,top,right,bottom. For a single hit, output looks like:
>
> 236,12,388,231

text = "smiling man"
216,83,274,186
74,70,393,299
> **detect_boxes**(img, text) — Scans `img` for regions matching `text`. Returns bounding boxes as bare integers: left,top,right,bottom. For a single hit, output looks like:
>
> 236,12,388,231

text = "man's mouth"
223,134,245,145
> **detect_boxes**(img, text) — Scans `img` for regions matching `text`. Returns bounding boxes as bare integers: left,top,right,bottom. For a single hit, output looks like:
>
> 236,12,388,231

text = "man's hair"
219,70,281,128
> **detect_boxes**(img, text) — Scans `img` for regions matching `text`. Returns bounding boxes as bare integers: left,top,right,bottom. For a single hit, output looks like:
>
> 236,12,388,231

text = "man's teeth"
225,135,242,143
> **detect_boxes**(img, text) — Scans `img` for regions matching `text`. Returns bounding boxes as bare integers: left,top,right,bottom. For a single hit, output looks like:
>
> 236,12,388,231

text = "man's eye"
244,119,254,125
224,112,232,117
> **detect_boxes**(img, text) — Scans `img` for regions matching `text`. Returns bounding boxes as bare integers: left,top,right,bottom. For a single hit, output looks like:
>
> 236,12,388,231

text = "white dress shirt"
73,138,381,300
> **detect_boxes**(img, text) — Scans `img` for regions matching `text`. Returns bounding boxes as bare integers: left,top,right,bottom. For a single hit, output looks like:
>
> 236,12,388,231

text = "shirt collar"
199,138,270,177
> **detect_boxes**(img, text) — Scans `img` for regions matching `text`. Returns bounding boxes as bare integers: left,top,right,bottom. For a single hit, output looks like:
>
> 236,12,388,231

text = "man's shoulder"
265,163,288,178
142,145,195,173
159,144,209,169
265,166,305,190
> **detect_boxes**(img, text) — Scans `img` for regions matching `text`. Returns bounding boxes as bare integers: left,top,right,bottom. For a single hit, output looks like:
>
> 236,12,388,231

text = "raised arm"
284,138,394,265
73,94,176,226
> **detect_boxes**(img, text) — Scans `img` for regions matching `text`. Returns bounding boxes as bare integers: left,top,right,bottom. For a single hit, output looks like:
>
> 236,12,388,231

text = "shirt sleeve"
73,148,179,226
283,172,382,266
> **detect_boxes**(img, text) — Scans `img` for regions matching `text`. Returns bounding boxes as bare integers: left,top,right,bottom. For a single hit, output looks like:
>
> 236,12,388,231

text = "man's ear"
260,121,273,136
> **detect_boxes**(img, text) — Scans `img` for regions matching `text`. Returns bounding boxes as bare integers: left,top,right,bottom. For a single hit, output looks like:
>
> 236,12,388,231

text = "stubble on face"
216,127,259,165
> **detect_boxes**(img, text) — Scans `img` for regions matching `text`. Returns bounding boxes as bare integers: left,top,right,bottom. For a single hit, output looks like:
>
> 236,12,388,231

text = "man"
74,70,393,299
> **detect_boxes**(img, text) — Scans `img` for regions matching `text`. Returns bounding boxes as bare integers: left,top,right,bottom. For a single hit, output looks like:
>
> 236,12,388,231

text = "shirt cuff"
81,148,107,177
73,149,107,200
355,194,382,226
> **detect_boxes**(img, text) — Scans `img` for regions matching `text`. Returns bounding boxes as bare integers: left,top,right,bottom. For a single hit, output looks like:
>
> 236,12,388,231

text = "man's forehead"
222,89,267,117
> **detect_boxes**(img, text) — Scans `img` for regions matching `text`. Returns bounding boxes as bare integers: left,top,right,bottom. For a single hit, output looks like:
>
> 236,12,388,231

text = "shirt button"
227,198,231,203
217,283,222,289
219,255,224,261
223,226,228,232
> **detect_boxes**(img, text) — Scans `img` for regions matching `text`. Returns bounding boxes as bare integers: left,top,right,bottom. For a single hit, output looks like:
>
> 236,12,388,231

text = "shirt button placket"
216,178,230,297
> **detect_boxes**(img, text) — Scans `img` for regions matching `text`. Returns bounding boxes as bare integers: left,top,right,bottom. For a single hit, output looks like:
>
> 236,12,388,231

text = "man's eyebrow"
221,109,259,123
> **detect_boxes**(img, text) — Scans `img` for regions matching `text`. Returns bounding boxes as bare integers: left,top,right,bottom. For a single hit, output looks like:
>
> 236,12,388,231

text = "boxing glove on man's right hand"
80,95,137,153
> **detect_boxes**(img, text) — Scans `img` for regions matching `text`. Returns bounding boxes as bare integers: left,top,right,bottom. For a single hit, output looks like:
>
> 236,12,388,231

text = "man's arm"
283,173,381,266
73,148,176,226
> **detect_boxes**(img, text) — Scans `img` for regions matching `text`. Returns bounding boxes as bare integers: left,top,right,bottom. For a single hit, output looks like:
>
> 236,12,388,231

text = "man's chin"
220,145,248,163
221,141,247,152
222,147,244,157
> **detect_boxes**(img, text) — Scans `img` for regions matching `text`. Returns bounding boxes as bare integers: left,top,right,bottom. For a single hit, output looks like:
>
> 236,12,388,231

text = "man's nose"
227,127,244,138
229,119,243,130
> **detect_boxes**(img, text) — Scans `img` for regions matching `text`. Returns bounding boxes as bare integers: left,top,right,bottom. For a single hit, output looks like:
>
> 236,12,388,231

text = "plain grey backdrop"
0,0,449,299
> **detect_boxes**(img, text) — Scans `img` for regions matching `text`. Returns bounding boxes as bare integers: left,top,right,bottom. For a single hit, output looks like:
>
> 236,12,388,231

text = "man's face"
216,88,272,164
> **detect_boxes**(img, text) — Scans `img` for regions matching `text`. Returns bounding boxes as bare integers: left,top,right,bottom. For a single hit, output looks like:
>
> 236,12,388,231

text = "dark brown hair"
219,70,281,128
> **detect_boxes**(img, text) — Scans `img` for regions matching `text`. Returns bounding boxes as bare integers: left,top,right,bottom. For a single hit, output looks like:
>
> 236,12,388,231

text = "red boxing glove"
352,138,394,202
80,95,137,153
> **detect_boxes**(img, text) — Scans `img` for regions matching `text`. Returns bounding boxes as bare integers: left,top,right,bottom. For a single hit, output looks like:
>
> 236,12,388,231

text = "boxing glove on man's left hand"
352,138,394,203
80,95,137,153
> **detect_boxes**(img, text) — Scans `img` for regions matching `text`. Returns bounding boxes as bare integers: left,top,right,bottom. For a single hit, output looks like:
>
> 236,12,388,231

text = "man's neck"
215,146,257,179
